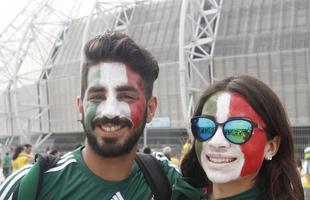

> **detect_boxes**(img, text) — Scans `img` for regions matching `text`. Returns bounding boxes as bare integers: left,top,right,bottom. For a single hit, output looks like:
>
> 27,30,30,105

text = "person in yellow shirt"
11,144,34,172
179,138,192,164
302,146,310,199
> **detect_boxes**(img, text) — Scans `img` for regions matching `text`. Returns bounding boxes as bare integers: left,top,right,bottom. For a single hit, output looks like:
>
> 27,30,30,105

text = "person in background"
45,147,51,154
162,146,180,167
49,149,60,157
11,144,34,172
173,75,304,200
22,143,34,164
2,152,12,179
23,144,33,156
180,138,192,163
302,146,310,199
11,145,25,172
142,146,152,154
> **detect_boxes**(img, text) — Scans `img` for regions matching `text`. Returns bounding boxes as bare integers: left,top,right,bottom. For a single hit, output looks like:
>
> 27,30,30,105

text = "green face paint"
81,62,148,158
195,93,220,164
201,94,218,115
83,67,101,132
84,101,99,132
87,67,101,87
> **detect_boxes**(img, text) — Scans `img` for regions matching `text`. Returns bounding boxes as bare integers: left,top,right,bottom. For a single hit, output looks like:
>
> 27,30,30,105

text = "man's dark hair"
24,144,32,148
142,146,151,154
81,31,159,100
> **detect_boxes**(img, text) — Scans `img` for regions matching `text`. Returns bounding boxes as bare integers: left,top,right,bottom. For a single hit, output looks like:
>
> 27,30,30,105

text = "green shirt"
2,154,12,168
0,147,182,200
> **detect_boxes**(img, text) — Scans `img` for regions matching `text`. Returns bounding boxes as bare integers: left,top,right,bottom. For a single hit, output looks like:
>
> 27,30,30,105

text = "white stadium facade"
0,0,309,157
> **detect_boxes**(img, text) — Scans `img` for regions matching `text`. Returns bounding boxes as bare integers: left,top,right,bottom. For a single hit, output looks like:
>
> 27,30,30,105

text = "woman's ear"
264,136,281,160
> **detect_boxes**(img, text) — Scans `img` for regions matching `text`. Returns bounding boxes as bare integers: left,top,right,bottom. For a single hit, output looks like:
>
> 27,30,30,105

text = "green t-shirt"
0,147,182,200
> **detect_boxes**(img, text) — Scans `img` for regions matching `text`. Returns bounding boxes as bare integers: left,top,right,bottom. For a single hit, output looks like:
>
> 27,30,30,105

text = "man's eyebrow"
116,85,138,93
88,86,106,93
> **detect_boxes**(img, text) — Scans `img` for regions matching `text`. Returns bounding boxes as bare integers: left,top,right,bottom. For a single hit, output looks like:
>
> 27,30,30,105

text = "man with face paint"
0,32,183,200
172,75,304,200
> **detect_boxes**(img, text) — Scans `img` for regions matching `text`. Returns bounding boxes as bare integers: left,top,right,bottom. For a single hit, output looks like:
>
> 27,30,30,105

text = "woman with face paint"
172,75,304,200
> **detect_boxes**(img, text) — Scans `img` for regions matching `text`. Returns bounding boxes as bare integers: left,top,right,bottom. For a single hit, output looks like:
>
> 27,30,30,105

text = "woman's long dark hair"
12,145,24,160
181,75,304,200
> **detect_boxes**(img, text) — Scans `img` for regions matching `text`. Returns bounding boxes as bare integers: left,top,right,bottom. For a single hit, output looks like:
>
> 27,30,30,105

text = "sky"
0,0,138,33
0,0,97,33
0,0,28,33
0,0,96,92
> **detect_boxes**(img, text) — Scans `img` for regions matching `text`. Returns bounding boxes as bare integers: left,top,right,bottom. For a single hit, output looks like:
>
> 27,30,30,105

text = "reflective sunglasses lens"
223,119,252,144
192,117,216,141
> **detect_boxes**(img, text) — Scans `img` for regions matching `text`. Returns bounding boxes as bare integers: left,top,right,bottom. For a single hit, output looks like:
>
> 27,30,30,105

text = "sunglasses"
191,115,264,144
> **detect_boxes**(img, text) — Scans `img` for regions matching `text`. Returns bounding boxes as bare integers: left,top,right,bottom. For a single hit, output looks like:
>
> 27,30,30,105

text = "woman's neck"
210,175,256,199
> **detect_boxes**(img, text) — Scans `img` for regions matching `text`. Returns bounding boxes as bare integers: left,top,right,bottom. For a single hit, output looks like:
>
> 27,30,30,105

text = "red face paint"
125,64,146,127
229,93,267,176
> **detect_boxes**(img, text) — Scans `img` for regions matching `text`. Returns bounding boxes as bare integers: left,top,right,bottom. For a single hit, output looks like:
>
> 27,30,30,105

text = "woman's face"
195,92,267,183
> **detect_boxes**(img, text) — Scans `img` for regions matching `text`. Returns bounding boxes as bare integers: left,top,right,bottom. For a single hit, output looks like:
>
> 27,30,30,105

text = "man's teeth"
208,156,235,163
100,125,122,132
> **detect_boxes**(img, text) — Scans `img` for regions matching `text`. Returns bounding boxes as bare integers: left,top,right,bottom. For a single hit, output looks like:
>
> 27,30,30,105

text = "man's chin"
86,131,140,158
101,136,118,144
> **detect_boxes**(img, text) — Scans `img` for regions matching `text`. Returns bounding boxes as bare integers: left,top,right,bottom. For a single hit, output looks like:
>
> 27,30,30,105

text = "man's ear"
77,96,83,114
264,136,281,160
146,96,157,123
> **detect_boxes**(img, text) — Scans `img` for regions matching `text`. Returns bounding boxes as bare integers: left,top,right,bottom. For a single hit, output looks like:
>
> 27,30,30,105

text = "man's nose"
98,97,122,119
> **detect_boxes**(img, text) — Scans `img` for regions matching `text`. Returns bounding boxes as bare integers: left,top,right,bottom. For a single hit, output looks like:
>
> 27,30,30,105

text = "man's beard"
82,111,147,158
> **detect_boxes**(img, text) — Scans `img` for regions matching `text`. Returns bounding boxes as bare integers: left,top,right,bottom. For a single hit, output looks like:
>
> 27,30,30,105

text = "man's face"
80,62,149,157
25,147,32,154
195,92,267,183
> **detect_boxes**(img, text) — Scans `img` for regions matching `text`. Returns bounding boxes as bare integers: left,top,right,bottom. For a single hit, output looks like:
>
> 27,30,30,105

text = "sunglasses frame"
191,115,264,144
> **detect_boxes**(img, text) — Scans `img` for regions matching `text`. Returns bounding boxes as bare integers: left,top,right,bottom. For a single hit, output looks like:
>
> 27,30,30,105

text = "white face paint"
200,92,245,183
85,62,131,120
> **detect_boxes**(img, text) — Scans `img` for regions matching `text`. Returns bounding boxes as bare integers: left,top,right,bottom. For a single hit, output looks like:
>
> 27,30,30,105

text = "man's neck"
82,144,137,181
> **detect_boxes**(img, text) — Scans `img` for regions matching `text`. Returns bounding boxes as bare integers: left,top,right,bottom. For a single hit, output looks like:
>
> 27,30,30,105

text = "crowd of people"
0,144,61,180
0,144,34,179
0,32,308,200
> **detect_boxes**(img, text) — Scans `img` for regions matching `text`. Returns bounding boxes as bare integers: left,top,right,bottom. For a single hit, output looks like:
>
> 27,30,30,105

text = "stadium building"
0,0,309,157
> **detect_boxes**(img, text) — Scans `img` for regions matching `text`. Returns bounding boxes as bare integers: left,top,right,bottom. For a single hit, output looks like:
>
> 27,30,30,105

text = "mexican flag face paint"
83,62,146,134
195,92,267,183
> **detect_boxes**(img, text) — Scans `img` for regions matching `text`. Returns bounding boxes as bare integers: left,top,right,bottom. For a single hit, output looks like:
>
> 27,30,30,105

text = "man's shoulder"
0,151,79,200
44,151,78,174
0,165,33,200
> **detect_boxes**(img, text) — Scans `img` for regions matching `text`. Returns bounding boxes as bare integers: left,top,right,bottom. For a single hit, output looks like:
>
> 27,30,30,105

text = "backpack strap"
14,154,59,200
135,153,172,200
